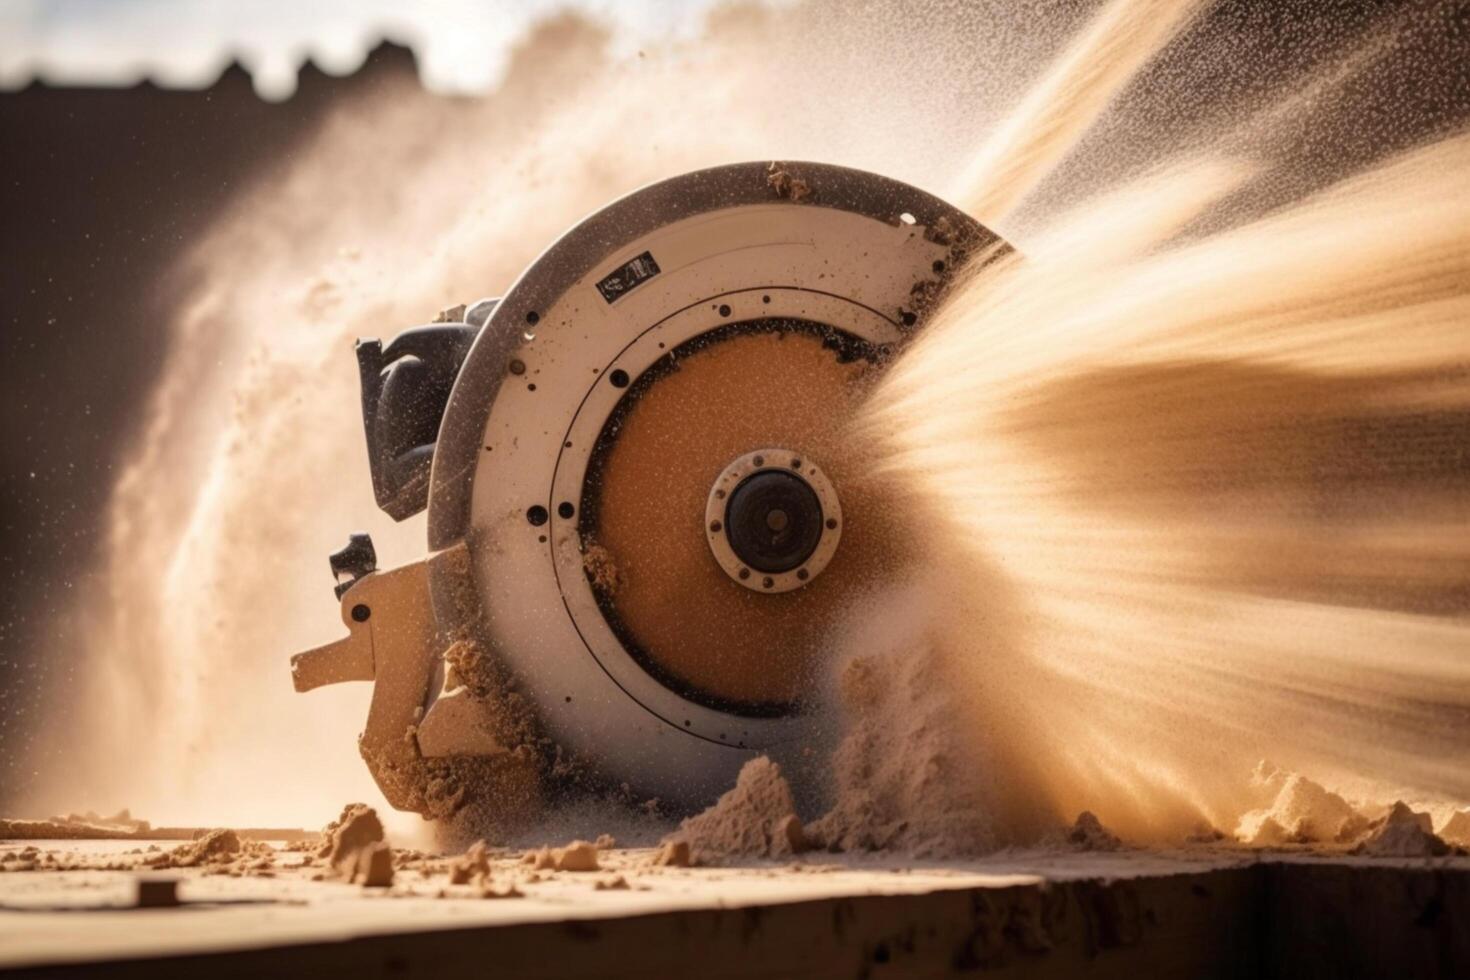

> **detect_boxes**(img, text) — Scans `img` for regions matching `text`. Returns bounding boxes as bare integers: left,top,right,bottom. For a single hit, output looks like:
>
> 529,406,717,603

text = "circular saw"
289,161,1002,821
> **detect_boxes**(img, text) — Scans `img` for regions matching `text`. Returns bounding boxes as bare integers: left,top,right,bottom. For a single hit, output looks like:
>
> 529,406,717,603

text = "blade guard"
290,544,495,810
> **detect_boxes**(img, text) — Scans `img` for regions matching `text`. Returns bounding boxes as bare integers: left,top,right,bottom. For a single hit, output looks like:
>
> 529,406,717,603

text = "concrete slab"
1,841,1465,978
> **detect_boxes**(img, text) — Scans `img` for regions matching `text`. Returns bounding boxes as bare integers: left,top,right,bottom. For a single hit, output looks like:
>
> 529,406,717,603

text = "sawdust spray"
840,0,1470,847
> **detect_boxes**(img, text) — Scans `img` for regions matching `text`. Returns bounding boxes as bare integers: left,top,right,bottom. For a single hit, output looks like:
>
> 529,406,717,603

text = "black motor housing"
355,300,495,520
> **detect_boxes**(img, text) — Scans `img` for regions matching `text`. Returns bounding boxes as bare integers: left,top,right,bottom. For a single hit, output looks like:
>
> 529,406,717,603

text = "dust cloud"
855,0,1470,843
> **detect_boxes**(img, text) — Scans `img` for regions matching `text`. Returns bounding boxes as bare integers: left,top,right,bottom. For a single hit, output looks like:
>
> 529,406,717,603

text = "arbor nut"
704,448,843,594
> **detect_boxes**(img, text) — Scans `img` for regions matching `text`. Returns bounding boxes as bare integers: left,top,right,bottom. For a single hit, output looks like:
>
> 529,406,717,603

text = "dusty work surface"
2,840,1468,979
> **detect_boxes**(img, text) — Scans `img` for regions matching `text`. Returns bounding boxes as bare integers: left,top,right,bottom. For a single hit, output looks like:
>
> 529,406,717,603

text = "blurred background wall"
1,0,1464,817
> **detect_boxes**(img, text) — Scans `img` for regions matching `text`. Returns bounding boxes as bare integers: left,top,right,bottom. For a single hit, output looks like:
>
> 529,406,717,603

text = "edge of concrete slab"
3,860,1466,979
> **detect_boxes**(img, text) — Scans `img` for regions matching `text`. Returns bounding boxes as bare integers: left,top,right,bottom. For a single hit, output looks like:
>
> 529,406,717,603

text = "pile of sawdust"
1067,811,1123,851
145,830,273,875
167,829,244,867
1235,766,1368,845
664,757,806,864
671,742,1463,862
133,829,275,875
1229,764,1458,856
1354,803,1451,858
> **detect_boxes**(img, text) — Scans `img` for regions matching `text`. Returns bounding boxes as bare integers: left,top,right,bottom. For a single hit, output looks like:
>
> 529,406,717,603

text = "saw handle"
290,627,375,692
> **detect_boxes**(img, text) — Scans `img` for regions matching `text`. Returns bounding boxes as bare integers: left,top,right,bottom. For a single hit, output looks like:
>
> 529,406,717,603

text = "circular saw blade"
427,161,999,807
583,322,916,713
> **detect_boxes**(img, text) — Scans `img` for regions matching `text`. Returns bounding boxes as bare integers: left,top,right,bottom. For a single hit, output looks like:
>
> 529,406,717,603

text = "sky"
0,0,744,99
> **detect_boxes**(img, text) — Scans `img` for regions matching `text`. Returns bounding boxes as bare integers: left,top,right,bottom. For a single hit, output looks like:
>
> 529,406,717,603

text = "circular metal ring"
434,161,1000,808
705,449,842,593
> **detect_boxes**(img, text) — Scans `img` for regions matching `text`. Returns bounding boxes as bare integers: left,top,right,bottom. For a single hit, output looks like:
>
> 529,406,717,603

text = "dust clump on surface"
320,803,394,885
553,840,601,871
1235,765,1367,846
169,828,243,868
594,874,630,890
522,839,602,872
1067,812,1122,852
144,829,278,875
352,843,395,886
319,803,381,861
1354,803,1451,858
666,757,806,863
448,840,492,885
653,839,692,867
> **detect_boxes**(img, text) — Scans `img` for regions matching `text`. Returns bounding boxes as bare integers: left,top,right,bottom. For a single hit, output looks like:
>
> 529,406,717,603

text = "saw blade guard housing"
289,161,1005,821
